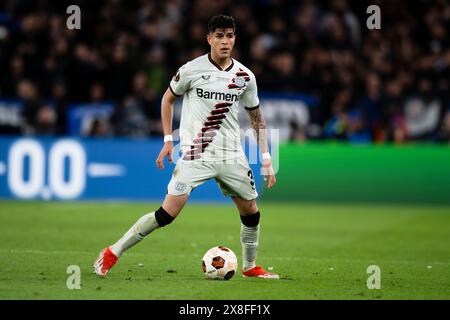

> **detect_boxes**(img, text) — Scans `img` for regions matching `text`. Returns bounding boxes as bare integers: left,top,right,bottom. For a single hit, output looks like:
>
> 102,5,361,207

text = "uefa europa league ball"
202,246,238,280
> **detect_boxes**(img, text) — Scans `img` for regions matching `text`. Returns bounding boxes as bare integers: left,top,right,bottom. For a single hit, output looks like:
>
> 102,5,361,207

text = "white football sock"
109,212,159,257
240,223,259,271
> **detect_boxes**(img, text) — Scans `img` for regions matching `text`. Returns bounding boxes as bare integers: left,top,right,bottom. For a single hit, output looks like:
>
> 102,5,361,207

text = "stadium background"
0,0,450,300
0,0,449,202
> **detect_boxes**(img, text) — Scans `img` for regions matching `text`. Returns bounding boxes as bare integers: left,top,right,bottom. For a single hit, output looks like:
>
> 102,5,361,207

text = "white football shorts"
167,154,258,200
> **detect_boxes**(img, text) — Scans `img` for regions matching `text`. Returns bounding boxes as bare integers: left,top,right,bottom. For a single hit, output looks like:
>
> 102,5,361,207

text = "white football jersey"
169,54,259,161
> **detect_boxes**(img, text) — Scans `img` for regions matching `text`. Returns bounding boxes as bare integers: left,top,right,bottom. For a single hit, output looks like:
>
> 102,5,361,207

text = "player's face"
207,28,235,60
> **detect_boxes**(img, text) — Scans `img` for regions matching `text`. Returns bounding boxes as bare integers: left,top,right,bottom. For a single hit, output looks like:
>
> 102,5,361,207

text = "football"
202,246,238,280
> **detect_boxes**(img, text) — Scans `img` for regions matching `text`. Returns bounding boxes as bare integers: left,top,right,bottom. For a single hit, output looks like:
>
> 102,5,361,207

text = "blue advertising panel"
0,137,263,202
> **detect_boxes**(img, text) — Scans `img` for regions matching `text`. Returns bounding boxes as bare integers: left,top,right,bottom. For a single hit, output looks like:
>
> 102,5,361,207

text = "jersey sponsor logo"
196,88,238,102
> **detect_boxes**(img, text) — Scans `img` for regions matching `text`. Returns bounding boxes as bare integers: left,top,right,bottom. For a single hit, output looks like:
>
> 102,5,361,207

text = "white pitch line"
1,249,449,266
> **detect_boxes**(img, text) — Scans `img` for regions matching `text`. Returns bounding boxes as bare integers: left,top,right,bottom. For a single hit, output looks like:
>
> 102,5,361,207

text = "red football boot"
242,266,280,279
93,247,118,277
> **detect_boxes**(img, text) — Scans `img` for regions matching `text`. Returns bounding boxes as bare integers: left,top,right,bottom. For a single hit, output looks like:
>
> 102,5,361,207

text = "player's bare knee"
248,200,259,214
234,197,258,215
161,194,188,218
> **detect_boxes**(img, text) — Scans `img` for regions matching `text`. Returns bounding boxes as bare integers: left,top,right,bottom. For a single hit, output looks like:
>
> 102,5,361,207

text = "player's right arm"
156,64,191,169
156,88,177,169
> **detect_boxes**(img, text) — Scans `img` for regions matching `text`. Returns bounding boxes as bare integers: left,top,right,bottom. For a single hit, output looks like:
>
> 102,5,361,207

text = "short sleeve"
169,64,191,97
241,72,260,110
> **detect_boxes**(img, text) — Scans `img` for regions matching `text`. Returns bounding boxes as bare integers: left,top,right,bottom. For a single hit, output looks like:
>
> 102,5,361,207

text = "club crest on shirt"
235,76,246,87
228,68,250,90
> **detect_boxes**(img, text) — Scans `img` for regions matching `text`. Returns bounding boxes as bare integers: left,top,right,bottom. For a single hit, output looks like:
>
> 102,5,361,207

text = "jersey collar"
208,54,234,72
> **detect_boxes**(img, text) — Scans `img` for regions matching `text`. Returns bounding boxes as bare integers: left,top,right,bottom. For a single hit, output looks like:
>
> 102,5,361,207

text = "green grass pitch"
1,201,450,299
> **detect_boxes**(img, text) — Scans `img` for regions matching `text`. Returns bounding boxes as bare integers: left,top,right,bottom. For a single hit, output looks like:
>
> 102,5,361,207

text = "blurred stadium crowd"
0,0,449,143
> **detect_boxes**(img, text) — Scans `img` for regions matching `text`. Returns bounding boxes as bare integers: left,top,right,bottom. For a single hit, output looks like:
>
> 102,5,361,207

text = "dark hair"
208,15,236,33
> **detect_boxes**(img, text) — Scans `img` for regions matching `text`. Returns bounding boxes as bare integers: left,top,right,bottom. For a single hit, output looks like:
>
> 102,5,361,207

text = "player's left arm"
247,107,276,189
